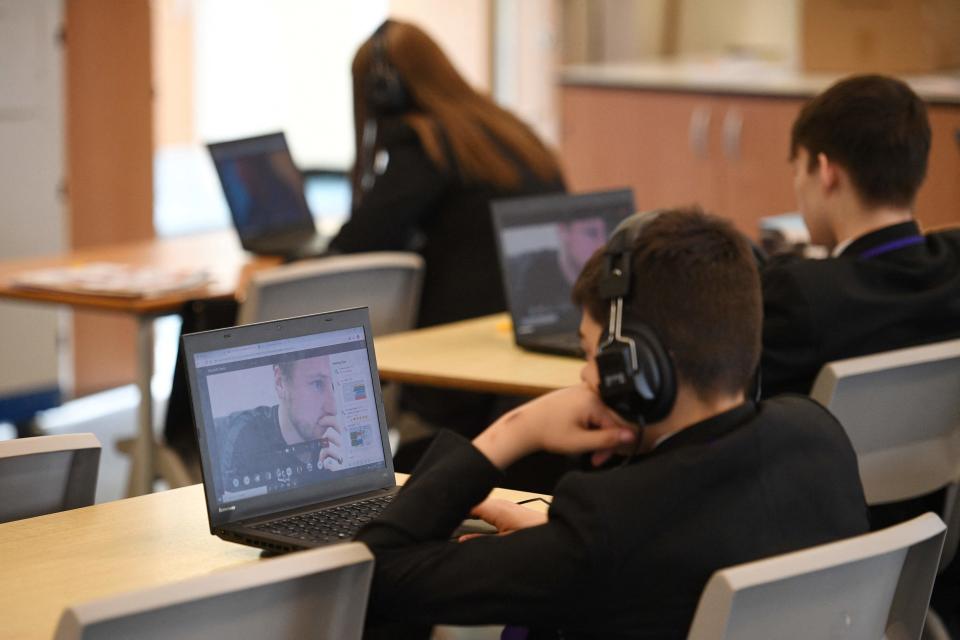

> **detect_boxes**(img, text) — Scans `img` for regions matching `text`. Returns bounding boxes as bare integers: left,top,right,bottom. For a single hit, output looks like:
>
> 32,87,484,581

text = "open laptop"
207,132,330,260
491,189,635,357
182,307,398,554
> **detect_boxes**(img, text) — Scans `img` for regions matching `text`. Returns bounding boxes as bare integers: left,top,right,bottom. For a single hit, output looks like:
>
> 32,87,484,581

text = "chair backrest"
809,339,960,569
54,542,374,640
0,433,100,523
809,338,960,505
238,251,424,336
687,513,946,640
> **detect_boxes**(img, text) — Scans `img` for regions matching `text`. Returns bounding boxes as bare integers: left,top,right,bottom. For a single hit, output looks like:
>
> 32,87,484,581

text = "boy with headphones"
358,208,868,637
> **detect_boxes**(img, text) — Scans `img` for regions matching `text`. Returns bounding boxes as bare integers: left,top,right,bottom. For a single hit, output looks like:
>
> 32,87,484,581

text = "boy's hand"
473,385,636,470
457,498,548,542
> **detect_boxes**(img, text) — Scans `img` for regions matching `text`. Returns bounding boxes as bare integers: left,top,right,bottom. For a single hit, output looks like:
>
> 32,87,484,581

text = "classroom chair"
809,338,960,572
0,432,100,523
810,338,960,639
238,250,425,446
54,542,374,640
687,513,946,639
237,251,424,332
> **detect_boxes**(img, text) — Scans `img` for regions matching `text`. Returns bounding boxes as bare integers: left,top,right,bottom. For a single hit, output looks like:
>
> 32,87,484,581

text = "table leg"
126,317,156,496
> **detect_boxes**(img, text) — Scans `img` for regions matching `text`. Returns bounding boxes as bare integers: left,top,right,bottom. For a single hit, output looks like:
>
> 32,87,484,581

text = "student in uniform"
358,208,868,638
329,19,567,445
760,74,960,634
761,74,960,397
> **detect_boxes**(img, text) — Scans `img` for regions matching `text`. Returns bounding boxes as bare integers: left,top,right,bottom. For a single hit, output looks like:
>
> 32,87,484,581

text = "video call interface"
192,327,387,507
501,214,611,332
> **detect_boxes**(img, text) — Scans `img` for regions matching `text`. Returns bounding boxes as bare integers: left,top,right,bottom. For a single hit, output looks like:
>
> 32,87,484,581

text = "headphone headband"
358,21,410,201
594,209,676,426
366,21,410,117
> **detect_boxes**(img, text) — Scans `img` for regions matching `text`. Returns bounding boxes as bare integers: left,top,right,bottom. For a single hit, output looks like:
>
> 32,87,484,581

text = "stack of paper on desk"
13,262,211,298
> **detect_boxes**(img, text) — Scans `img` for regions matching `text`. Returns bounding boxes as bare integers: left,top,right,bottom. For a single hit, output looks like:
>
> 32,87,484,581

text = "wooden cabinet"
917,106,960,232
713,96,801,236
561,89,716,216
560,85,960,238
560,86,799,238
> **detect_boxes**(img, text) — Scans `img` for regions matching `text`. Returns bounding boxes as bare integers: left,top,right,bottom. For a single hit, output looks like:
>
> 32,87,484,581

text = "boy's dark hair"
572,208,761,400
790,74,930,209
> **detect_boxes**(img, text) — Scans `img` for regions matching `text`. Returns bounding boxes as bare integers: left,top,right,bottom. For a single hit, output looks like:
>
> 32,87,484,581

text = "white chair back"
54,542,374,640
687,513,946,640
0,433,100,523
238,251,424,336
809,338,960,568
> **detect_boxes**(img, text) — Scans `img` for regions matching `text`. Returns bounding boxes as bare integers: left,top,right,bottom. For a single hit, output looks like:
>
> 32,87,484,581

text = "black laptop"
491,189,635,357
207,132,329,259
182,307,399,554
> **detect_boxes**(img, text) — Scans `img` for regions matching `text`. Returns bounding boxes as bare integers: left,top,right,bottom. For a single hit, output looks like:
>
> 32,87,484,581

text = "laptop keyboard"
251,494,394,544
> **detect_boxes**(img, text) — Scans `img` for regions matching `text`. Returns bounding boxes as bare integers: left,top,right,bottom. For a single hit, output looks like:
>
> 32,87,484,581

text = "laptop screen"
183,309,394,527
207,132,316,240
491,189,635,337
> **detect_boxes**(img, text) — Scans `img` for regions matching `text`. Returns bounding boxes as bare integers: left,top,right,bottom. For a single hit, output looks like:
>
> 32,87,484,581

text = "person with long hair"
329,20,566,448
330,19,565,327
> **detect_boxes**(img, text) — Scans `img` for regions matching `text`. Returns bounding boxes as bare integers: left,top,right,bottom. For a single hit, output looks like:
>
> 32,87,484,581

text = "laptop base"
518,333,585,358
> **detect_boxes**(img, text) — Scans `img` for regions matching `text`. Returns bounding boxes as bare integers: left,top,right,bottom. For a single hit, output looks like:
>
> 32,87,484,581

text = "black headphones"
594,212,677,426
365,21,410,117
357,21,411,200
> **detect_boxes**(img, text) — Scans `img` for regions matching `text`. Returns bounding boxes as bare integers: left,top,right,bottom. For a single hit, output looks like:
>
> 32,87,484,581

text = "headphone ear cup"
596,324,676,424
366,66,409,116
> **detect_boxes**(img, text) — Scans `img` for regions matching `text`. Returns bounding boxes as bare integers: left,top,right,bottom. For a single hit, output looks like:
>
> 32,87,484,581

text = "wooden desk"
0,478,549,639
374,314,583,396
0,231,280,496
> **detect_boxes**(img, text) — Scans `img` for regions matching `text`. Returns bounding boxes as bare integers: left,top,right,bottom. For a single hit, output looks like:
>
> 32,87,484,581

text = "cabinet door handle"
722,108,743,161
689,106,711,159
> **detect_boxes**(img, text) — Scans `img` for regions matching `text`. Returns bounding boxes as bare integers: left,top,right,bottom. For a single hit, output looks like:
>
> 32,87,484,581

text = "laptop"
182,307,399,554
207,132,330,260
491,189,635,357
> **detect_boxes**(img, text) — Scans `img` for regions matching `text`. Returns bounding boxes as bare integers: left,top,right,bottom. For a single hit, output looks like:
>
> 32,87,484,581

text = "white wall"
677,0,798,62
193,0,387,170
494,0,560,145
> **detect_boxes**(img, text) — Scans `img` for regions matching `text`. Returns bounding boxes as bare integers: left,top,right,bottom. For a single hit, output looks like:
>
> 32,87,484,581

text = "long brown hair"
351,20,562,192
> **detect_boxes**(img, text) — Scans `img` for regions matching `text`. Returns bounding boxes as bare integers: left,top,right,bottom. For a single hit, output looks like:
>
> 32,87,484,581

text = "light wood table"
0,478,549,639
374,313,584,396
0,231,280,496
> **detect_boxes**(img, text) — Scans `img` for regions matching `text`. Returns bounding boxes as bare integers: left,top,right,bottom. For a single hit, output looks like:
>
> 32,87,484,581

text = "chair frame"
688,513,947,640
809,338,960,569
54,542,374,640
238,251,424,329
0,432,101,523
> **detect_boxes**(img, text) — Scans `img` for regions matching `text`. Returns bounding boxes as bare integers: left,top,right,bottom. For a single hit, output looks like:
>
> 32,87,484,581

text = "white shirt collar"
831,235,857,257
652,430,679,449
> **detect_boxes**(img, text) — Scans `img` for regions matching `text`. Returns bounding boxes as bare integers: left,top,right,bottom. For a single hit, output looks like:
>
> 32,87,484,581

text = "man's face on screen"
557,218,608,282
275,356,338,443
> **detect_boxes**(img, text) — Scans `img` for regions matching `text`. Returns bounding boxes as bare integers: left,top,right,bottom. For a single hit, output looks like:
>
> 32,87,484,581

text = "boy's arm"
474,385,636,469
356,428,610,628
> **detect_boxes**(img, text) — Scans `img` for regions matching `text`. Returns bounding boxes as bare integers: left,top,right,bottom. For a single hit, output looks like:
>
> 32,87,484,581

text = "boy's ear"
816,152,840,193
274,365,288,400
